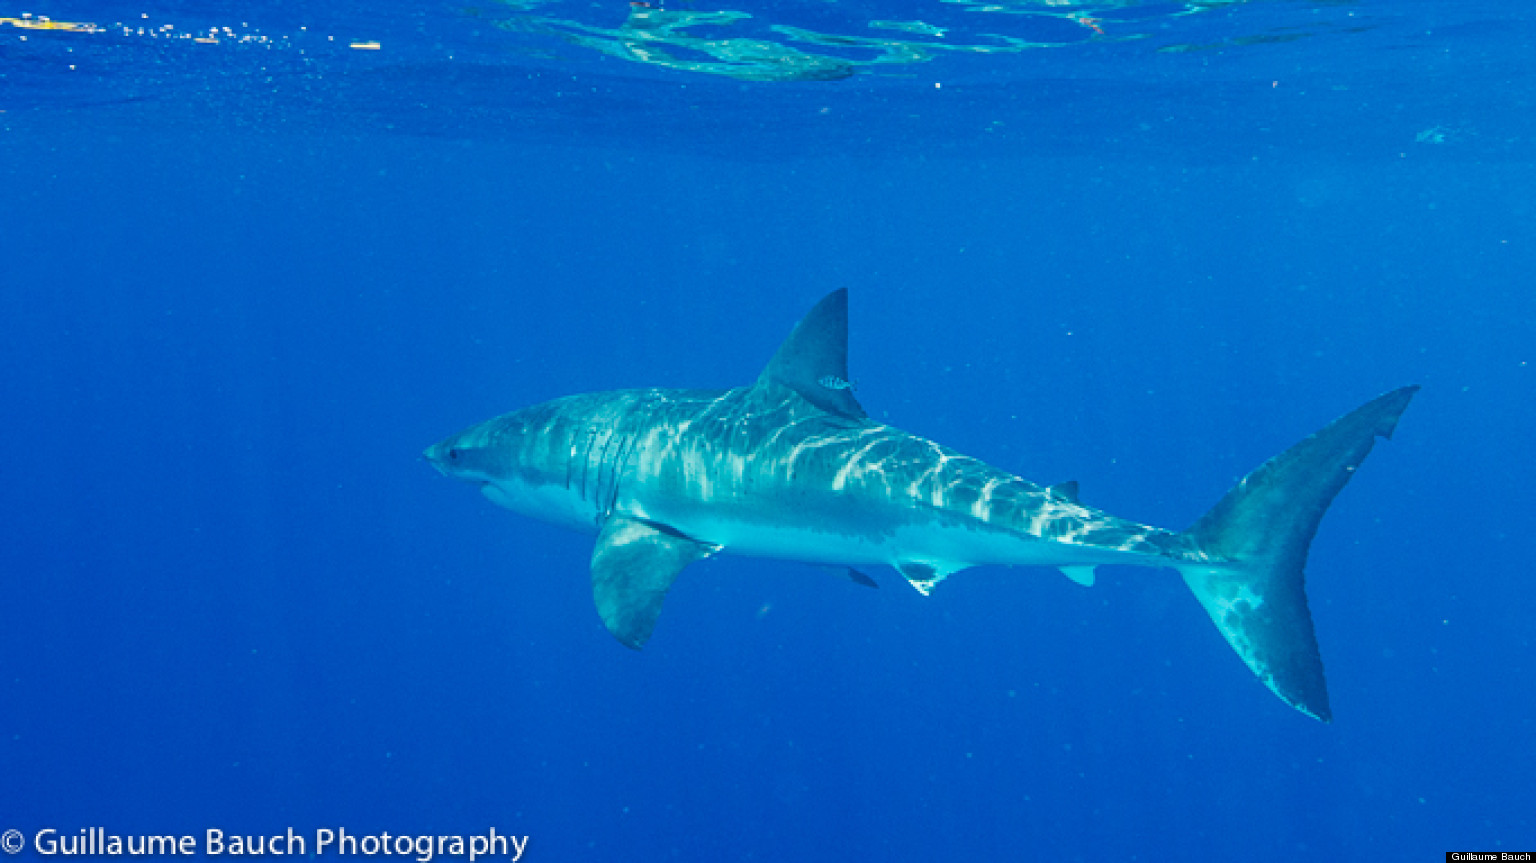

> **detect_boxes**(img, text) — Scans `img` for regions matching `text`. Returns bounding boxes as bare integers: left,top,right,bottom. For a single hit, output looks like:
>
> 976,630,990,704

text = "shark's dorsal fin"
590,516,718,649
756,289,867,420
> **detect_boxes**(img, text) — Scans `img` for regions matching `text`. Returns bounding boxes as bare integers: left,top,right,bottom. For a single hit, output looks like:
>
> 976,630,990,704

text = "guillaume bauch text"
25,828,528,862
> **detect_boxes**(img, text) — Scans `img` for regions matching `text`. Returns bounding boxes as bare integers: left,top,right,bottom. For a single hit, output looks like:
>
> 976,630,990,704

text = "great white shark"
426,290,1417,721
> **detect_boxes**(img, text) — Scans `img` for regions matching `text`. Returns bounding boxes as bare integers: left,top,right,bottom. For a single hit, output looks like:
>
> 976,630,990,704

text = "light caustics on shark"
426,290,1417,721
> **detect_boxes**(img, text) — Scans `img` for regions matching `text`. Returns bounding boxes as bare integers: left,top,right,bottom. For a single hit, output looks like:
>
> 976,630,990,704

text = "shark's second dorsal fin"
756,289,867,420
1048,481,1081,503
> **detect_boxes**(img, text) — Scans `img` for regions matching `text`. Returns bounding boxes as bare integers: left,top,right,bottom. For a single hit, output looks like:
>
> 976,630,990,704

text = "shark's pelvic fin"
812,564,880,588
1180,385,1420,722
896,561,969,596
756,288,867,420
842,566,881,589
591,516,718,649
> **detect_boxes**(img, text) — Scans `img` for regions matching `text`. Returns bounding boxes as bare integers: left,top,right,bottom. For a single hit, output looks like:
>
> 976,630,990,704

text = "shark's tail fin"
1179,386,1419,722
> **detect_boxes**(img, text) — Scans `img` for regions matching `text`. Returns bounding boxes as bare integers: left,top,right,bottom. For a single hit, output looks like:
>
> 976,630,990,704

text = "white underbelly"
483,480,596,533
660,510,1155,571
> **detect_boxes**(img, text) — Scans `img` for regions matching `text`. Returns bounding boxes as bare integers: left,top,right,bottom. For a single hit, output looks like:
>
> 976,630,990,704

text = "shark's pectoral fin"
591,516,719,649
895,560,968,596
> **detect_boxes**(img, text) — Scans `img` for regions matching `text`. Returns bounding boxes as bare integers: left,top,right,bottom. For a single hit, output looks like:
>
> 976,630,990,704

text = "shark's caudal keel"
426,290,1417,722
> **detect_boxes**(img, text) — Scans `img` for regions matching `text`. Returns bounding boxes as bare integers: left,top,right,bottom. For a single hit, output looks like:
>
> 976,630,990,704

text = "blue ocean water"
1,0,1532,859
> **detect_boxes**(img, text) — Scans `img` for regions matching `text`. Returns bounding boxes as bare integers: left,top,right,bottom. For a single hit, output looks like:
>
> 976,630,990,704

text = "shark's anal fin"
1061,565,1096,587
591,516,718,649
895,561,968,596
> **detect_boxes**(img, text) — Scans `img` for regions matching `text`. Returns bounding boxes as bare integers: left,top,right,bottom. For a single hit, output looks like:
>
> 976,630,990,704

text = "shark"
425,290,1417,721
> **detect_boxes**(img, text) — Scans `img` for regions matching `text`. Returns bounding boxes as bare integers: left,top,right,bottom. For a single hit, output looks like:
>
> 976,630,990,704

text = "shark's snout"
423,443,450,476
424,438,487,482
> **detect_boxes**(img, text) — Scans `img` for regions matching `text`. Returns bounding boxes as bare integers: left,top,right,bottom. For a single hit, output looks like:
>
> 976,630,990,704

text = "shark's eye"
448,448,461,460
